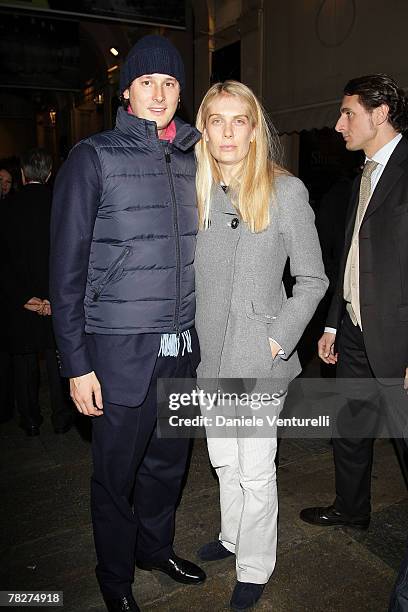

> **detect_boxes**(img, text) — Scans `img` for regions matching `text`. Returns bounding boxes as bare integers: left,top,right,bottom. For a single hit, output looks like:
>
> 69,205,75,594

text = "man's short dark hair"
20,148,52,183
344,74,408,133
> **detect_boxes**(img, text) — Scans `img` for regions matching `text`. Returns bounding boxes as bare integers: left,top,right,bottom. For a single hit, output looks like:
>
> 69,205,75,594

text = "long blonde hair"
195,80,286,233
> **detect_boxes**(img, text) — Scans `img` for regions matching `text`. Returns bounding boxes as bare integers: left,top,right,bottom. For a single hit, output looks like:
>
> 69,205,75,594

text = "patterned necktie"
357,160,378,224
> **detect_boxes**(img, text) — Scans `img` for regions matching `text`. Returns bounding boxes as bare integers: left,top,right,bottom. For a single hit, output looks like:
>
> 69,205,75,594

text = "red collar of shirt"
127,105,176,142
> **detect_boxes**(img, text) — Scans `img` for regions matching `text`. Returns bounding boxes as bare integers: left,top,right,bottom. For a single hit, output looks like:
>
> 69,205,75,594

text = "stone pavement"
1,376,407,612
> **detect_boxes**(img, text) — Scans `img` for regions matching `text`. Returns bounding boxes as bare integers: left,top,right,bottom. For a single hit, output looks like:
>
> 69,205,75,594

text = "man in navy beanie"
50,35,205,612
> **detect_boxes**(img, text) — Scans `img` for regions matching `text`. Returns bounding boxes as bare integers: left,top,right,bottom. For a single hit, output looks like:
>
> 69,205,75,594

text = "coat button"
231,217,239,229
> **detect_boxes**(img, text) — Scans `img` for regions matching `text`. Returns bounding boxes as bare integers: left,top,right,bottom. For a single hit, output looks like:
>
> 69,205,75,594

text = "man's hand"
318,332,338,365
41,299,52,316
404,368,408,391
24,297,52,316
24,297,44,312
70,371,103,416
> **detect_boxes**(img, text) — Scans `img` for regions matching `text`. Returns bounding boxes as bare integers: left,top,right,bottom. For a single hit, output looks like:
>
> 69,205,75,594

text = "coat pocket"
391,203,408,217
92,246,132,302
245,299,277,323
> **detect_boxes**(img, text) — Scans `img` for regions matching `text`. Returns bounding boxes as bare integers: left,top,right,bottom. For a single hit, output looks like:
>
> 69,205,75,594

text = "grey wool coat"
195,175,329,391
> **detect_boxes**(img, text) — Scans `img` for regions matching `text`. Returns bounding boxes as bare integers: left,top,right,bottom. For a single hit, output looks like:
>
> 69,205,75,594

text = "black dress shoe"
197,540,235,561
103,594,140,612
230,582,265,610
136,554,206,584
299,504,370,530
20,424,40,437
53,422,73,434
20,416,43,436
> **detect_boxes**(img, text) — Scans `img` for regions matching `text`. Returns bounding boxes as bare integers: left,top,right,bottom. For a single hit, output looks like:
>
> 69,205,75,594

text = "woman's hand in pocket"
269,338,283,360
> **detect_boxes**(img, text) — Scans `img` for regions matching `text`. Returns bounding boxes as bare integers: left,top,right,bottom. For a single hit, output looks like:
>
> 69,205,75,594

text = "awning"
271,99,341,134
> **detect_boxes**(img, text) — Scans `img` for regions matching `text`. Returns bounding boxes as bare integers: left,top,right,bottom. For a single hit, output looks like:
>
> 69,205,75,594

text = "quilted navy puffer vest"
82,108,200,334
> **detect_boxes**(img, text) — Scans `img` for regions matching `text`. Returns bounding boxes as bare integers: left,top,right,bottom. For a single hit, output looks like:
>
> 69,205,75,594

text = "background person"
300,74,408,530
194,80,328,611
0,148,73,436
0,165,15,424
0,167,13,199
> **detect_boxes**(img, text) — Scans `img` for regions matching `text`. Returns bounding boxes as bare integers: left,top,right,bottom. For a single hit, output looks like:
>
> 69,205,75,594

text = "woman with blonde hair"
194,80,328,610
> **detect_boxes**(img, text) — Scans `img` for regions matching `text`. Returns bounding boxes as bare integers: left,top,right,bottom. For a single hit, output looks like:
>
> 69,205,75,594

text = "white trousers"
205,400,280,584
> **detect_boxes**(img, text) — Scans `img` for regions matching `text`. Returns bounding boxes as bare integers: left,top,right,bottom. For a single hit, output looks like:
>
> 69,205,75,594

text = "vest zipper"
165,147,181,332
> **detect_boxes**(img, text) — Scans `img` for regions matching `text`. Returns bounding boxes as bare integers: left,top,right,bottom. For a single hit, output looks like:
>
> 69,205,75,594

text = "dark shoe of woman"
197,540,234,561
230,582,265,610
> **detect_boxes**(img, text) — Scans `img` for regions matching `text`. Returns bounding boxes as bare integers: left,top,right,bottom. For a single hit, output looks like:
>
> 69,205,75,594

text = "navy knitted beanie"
120,35,185,93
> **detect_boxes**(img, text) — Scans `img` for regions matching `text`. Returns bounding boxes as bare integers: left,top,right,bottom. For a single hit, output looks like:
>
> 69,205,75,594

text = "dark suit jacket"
85,329,200,407
327,136,408,379
1,183,55,353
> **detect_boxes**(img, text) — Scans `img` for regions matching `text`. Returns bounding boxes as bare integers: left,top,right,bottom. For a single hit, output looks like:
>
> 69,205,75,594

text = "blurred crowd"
0,150,74,435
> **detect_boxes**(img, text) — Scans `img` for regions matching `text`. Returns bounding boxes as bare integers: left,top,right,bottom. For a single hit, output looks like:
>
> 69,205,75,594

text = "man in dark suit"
0,165,15,424
300,74,408,529
50,36,204,612
0,167,13,199
1,149,73,436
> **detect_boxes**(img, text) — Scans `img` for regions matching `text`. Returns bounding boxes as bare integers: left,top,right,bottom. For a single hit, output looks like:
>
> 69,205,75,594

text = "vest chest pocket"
92,246,132,301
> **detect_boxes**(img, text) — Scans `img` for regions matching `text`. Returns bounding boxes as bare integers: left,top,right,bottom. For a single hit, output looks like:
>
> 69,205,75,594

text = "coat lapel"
343,175,360,249
211,183,235,214
363,137,408,222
